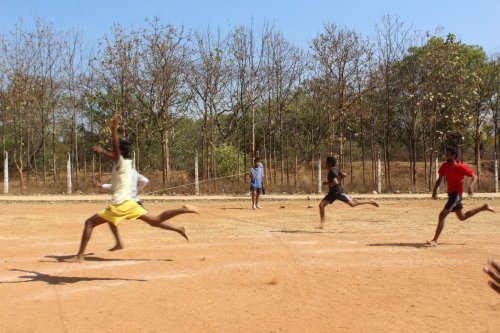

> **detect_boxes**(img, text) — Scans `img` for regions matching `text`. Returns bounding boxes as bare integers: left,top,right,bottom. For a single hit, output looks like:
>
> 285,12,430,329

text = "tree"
133,18,191,184
374,15,410,191
311,23,366,175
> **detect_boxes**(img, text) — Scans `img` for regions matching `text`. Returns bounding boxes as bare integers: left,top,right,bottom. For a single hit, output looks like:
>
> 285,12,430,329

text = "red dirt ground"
0,196,498,332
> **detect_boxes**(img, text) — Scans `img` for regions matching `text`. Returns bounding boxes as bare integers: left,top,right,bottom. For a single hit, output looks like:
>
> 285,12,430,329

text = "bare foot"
484,204,495,213
178,227,189,242
426,240,437,247
67,255,84,263
183,204,200,214
370,200,379,207
108,244,123,252
315,223,324,230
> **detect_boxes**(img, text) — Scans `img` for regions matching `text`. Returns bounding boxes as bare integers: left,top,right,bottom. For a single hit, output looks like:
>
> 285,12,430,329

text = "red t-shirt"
438,161,474,194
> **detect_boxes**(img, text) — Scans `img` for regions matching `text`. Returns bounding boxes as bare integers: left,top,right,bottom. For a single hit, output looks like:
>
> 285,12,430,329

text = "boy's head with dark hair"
445,146,459,162
119,140,132,159
254,157,260,167
326,156,336,167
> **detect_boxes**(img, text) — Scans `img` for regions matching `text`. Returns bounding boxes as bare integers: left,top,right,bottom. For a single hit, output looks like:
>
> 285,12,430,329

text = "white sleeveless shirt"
110,156,133,205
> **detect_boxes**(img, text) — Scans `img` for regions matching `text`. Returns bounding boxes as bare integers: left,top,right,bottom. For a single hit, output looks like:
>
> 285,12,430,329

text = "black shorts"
445,192,463,212
250,185,262,193
323,189,350,204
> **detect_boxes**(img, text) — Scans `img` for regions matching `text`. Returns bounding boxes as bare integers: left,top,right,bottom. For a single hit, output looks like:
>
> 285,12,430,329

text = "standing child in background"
71,112,199,262
427,146,494,246
318,156,379,229
250,157,264,209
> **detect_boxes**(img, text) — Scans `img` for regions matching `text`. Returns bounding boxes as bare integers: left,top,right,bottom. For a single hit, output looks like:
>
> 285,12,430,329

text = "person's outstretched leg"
427,209,449,246
138,205,199,242
71,214,108,261
455,204,495,221
107,222,123,251
346,199,379,208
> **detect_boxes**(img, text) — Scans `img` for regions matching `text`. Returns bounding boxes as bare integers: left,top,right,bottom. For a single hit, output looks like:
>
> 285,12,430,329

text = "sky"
1,0,499,55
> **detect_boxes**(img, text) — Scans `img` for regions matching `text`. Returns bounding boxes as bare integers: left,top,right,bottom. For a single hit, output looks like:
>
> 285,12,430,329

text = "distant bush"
215,145,245,177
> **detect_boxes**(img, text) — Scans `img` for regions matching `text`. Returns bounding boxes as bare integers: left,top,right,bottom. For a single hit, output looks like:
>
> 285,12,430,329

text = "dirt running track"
0,196,498,332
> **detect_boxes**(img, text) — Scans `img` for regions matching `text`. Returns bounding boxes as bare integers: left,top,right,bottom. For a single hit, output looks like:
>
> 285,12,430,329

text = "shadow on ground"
41,254,174,263
1,269,147,285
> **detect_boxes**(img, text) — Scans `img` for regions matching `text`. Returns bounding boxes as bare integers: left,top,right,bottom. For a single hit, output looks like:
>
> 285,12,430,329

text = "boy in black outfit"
318,156,379,229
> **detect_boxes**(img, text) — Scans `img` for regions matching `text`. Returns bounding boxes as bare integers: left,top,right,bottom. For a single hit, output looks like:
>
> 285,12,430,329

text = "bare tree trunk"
14,150,24,192
236,127,240,183
285,131,289,188
52,108,57,183
268,133,273,186
310,154,313,190
273,134,277,185
294,102,298,192
475,115,481,190
135,123,140,171
161,130,170,184
32,130,38,185
361,113,366,185
428,121,436,191
263,132,269,186
241,120,247,183
411,118,417,189
294,142,298,193
43,135,47,186
423,133,427,184
26,129,31,187
72,106,79,188
98,154,102,182
349,130,353,184
280,115,284,186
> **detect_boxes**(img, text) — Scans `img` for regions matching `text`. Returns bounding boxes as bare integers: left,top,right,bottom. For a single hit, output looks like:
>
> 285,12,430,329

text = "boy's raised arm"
111,112,120,163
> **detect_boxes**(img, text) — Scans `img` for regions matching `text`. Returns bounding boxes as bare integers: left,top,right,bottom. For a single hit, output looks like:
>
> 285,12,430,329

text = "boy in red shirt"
427,146,495,246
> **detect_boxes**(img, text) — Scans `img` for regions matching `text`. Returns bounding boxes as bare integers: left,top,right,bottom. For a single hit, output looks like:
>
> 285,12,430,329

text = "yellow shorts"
98,200,148,225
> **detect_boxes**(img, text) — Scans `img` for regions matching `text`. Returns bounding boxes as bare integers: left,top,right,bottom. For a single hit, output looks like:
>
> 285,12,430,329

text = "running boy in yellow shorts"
71,112,199,262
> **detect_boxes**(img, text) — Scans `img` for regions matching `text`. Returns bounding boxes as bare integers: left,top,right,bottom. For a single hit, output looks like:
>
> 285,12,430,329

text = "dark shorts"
250,185,262,193
323,189,350,204
445,192,463,212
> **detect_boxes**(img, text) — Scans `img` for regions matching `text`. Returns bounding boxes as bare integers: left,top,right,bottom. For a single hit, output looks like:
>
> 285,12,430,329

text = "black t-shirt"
327,168,343,193
328,168,338,182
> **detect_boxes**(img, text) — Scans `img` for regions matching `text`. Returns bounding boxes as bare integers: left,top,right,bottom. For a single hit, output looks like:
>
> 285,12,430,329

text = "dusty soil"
0,196,499,332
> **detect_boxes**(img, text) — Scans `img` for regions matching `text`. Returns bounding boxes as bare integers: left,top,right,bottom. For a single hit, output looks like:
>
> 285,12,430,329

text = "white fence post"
317,153,322,194
377,153,381,194
435,157,439,181
3,151,8,194
67,153,72,194
195,150,200,195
